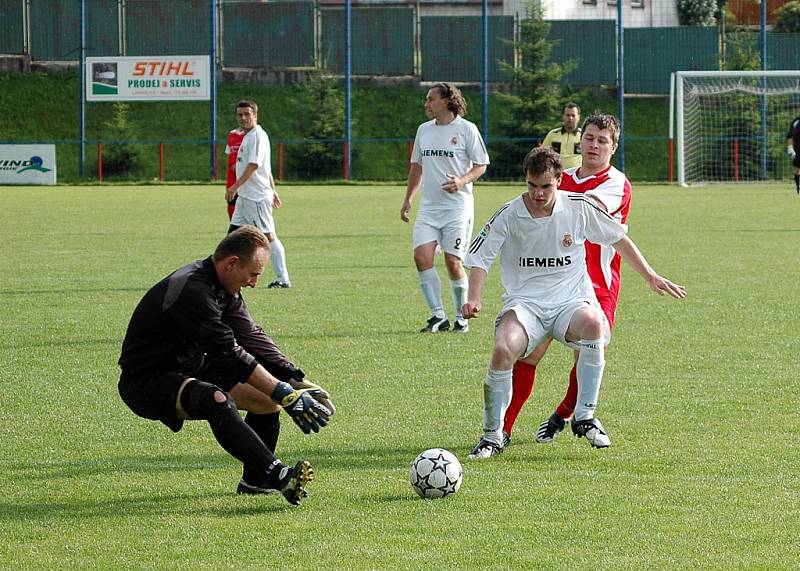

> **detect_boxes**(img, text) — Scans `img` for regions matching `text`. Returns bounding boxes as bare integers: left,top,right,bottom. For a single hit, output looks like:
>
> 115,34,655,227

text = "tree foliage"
774,0,800,32
288,72,353,179
100,102,141,177
491,3,575,179
677,0,718,26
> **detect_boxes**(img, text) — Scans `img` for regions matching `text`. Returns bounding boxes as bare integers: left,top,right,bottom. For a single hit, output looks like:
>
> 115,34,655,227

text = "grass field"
2,182,799,569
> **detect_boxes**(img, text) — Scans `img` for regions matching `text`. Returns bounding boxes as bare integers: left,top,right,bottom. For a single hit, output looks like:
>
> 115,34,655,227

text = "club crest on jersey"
450,136,458,145
562,233,573,247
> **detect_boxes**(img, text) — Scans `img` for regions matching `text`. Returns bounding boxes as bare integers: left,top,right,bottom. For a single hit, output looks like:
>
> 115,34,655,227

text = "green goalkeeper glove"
271,382,331,434
288,377,336,416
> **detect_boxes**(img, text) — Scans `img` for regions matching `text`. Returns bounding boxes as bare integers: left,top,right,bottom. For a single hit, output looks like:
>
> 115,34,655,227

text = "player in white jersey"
226,100,291,289
401,83,490,333
504,114,634,446
464,148,685,459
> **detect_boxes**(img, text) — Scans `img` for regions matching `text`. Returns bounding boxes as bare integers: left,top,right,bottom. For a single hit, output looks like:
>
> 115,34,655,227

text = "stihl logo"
133,61,195,76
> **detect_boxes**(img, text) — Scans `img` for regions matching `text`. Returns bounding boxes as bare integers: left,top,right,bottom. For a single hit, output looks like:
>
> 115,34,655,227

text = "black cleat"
452,319,470,333
236,479,279,495
535,412,567,444
420,315,450,333
501,430,511,448
571,417,611,448
267,280,292,289
279,459,314,505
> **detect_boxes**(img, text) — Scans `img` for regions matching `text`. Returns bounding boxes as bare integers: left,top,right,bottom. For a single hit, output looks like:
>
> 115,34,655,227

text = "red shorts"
595,287,619,331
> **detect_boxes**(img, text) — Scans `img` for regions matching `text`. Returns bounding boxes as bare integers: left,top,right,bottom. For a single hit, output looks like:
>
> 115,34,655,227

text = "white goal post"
670,70,800,185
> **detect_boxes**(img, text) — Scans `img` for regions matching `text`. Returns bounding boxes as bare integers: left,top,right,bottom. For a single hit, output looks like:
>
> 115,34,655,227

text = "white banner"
0,145,57,185
86,56,211,101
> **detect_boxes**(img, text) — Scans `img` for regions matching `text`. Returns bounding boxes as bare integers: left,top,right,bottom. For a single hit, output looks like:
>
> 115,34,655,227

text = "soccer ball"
409,448,463,499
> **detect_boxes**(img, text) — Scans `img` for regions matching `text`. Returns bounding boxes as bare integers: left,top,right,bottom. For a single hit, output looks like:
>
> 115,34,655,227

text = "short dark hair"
431,82,467,117
564,102,581,114
235,100,258,114
523,146,563,178
213,225,269,264
581,112,620,145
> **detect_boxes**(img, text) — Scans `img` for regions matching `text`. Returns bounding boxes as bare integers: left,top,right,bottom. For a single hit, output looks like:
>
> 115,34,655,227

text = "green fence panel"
0,0,24,54
321,7,414,75
421,16,514,82
767,32,800,70
625,27,719,94
728,30,800,70
223,2,314,69
29,0,119,60
548,20,614,88
126,0,209,56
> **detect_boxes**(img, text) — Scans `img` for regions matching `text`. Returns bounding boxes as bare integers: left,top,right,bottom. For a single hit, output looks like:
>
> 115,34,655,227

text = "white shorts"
230,195,275,234
412,215,473,260
496,298,610,358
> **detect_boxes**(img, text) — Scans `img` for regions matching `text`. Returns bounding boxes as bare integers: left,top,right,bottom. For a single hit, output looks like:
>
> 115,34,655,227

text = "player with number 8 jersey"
401,83,490,334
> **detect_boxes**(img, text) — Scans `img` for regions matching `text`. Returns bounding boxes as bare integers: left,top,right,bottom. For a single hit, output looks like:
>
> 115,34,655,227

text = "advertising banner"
0,145,57,185
86,56,211,101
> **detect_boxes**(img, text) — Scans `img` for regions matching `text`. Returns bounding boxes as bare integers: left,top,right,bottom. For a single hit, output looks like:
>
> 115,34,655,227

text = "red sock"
503,362,536,436
555,365,578,420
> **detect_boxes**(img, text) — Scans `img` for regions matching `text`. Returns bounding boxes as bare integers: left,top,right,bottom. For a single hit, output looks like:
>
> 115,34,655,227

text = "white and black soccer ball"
410,448,463,499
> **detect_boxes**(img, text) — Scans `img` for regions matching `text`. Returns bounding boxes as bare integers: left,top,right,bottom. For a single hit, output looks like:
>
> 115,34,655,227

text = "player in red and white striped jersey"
225,127,246,219
502,113,633,445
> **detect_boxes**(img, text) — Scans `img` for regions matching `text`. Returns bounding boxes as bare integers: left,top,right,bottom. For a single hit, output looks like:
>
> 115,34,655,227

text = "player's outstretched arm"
613,236,686,299
462,267,488,318
401,163,423,222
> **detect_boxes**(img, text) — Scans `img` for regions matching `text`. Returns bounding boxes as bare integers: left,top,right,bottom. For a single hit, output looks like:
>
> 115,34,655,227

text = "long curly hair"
432,82,467,117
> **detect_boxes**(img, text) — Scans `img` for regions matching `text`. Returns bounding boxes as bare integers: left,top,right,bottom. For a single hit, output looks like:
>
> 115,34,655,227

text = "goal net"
671,71,800,185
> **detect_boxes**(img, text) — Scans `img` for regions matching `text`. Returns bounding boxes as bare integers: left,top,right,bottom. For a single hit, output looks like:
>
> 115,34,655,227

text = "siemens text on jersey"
420,149,455,158
519,256,572,268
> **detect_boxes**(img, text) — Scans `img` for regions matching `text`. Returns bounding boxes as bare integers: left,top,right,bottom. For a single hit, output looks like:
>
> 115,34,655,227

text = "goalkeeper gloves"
788,145,796,159
272,381,331,434
288,377,336,416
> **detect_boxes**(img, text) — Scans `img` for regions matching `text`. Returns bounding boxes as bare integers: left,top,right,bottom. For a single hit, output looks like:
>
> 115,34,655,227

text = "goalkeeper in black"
787,115,800,193
118,225,333,505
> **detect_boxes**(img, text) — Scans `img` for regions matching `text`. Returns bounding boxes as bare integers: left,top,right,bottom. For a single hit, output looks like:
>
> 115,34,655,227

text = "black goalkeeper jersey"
119,257,299,384
787,116,800,151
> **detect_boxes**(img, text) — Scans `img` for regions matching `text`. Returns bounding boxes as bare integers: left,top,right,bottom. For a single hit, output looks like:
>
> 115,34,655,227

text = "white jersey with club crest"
465,192,628,310
411,115,489,223
236,125,273,203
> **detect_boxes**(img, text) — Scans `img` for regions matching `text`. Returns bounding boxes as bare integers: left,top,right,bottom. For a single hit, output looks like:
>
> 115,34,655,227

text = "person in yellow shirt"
541,103,582,169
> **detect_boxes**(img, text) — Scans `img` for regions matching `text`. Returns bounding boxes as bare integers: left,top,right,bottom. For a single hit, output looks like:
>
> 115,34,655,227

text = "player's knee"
583,318,604,339
180,380,238,422
414,253,432,269
492,340,518,367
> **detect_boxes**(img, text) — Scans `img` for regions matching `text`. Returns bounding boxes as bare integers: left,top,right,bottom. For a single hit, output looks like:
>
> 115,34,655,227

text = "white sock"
269,238,290,284
483,367,513,444
449,276,468,321
418,268,445,318
574,339,605,421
